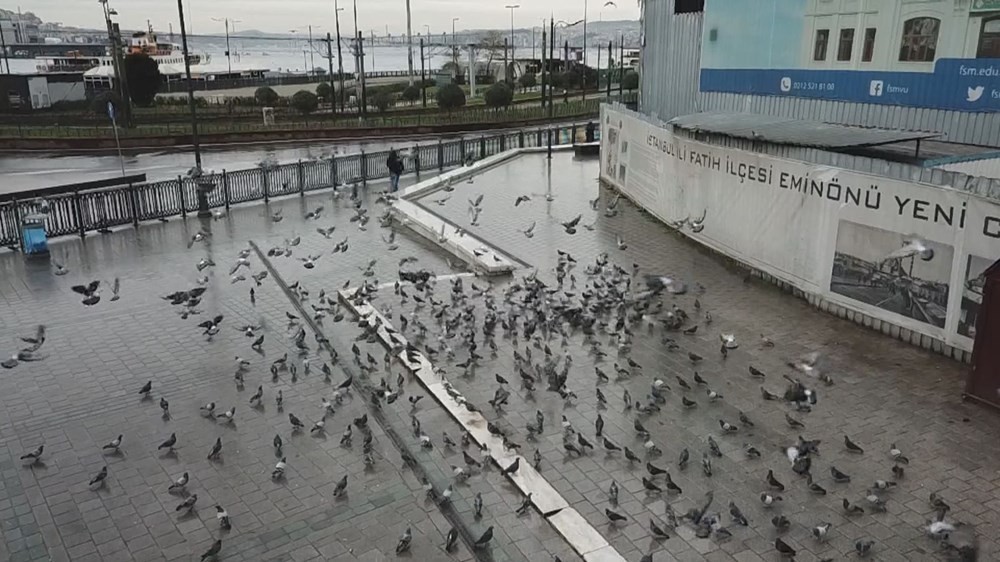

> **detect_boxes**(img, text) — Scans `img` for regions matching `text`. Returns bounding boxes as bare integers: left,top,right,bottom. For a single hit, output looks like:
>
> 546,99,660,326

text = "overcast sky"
28,0,639,35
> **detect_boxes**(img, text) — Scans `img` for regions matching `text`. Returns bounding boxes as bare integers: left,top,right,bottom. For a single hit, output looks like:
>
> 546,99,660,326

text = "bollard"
129,186,139,226
331,156,338,188
479,136,486,159
298,160,305,196
222,170,231,210
360,150,367,186
519,131,524,148
72,192,85,237
177,176,187,217
262,170,270,203
572,123,578,143
438,140,444,171
413,145,420,176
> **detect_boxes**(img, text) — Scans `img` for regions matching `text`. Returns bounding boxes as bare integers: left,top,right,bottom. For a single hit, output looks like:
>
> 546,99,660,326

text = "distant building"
0,74,87,111
1,18,19,44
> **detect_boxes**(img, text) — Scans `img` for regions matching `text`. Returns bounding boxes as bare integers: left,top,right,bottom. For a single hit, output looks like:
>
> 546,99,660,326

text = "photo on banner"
830,221,952,329
958,255,992,338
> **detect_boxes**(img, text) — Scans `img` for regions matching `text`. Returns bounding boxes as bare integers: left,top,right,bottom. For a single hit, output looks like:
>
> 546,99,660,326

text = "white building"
801,0,1000,71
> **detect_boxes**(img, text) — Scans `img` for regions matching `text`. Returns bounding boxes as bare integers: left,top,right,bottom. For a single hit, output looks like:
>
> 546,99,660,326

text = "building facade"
640,0,1000,146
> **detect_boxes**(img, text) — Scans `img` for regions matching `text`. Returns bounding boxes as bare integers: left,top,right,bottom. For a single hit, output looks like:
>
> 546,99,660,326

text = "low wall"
599,105,1000,362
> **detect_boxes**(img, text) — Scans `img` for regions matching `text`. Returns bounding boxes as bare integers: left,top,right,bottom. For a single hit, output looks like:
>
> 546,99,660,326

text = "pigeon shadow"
159,450,178,460
176,509,198,521
103,449,125,458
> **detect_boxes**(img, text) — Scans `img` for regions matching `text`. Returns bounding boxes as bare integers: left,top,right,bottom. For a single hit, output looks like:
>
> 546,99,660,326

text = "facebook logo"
869,80,884,97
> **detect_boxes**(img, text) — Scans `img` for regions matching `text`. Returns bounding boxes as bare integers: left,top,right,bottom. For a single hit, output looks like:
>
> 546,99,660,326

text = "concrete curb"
337,288,629,562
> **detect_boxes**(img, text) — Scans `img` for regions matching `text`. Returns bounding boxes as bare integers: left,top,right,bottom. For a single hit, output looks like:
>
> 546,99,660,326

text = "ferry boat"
34,26,205,74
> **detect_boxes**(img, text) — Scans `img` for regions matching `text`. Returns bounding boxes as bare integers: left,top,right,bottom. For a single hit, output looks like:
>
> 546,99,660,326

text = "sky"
25,0,639,35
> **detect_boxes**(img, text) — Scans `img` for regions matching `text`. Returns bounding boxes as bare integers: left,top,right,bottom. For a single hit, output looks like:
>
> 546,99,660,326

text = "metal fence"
0,122,598,249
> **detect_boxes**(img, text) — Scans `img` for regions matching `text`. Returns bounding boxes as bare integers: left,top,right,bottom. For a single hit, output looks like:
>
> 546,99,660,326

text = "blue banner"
700,58,1000,112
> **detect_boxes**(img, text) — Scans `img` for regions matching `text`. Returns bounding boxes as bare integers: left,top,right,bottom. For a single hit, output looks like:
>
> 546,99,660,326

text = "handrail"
0,122,600,249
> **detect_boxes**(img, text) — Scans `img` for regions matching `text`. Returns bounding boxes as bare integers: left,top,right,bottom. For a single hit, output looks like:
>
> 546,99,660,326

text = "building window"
837,28,855,61
813,29,830,61
862,28,877,62
674,0,704,14
977,17,1000,58
899,17,940,62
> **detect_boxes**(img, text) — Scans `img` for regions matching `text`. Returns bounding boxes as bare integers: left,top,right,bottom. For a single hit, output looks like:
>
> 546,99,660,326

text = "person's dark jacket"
387,153,404,175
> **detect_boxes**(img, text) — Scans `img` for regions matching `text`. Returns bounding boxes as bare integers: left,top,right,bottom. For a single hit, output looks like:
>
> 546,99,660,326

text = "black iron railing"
0,122,599,249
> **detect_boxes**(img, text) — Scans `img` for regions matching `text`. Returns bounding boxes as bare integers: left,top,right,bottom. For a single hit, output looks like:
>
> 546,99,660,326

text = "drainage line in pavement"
248,240,495,562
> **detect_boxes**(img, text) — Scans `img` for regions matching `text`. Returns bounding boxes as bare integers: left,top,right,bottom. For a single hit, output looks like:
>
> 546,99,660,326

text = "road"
0,120,591,195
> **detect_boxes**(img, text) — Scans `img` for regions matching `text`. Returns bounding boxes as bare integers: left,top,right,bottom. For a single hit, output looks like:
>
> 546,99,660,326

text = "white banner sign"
600,106,1000,351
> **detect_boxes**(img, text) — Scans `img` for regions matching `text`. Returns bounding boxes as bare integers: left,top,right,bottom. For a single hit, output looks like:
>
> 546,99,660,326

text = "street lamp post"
582,0,588,100
176,0,211,217
210,17,239,76
308,25,316,76
452,17,459,77
405,0,414,86
504,5,519,83
334,2,345,111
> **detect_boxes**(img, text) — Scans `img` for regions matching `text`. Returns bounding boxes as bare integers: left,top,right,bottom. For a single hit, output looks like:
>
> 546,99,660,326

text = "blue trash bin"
21,214,49,255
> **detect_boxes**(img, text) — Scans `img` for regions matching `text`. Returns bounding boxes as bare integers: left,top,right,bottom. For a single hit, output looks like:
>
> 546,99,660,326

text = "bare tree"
478,30,505,78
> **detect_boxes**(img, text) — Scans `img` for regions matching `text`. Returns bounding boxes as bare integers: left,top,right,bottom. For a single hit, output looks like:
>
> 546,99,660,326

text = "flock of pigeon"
11,156,977,562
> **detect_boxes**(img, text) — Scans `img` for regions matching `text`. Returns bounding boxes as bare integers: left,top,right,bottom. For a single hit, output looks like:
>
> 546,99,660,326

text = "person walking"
387,150,404,192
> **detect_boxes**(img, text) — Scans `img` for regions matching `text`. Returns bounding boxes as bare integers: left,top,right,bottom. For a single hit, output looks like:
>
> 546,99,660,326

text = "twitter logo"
968,86,985,102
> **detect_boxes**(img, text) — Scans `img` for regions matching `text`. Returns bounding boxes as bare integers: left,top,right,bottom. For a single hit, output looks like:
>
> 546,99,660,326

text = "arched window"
899,17,940,62
978,16,1000,58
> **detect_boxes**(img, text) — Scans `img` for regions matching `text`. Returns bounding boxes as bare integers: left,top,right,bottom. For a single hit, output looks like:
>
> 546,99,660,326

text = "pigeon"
289,413,305,430
813,522,831,540
774,537,796,557
608,480,619,503
158,433,177,451
843,498,865,515
889,443,909,464
71,280,101,305
215,505,231,531
605,508,627,523
760,492,782,507
159,397,170,415
272,457,287,480
138,381,152,396
729,501,748,526
503,457,520,475
766,470,785,491
89,466,108,487
207,437,222,460
474,492,484,518
103,434,123,453
168,472,189,493
396,527,413,554
200,539,222,561
844,435,865,453
649,519,670,539
855,539,875,557
515,493,533,515
772,514,790,531
474,526,493,549
20,445,43,464
176,494,198,513
445,527,458,551
831,466,851,483
333,475,349,497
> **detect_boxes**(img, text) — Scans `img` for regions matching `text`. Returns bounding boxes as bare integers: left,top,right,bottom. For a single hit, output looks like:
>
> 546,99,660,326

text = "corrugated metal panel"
639,0,703,121
699,91,1000,148
668,112,938,149
936,158,1000,180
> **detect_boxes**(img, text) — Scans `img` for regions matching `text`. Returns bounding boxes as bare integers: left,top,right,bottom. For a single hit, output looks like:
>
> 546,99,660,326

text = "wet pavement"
0,150,996,562
0,172,581,562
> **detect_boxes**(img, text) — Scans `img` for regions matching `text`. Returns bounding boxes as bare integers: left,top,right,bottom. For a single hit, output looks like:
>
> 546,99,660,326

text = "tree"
435,83,466,112
484,82,513,110
517,72,536,93
290,90,319,114
441,61,461,77
91,90,122,117
371,90,393,113
477,30,505,78
315,82,333,102
623,71,639,92
255,86,280,106
401,85,421,105
123,53,162,107
559,70,579,90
